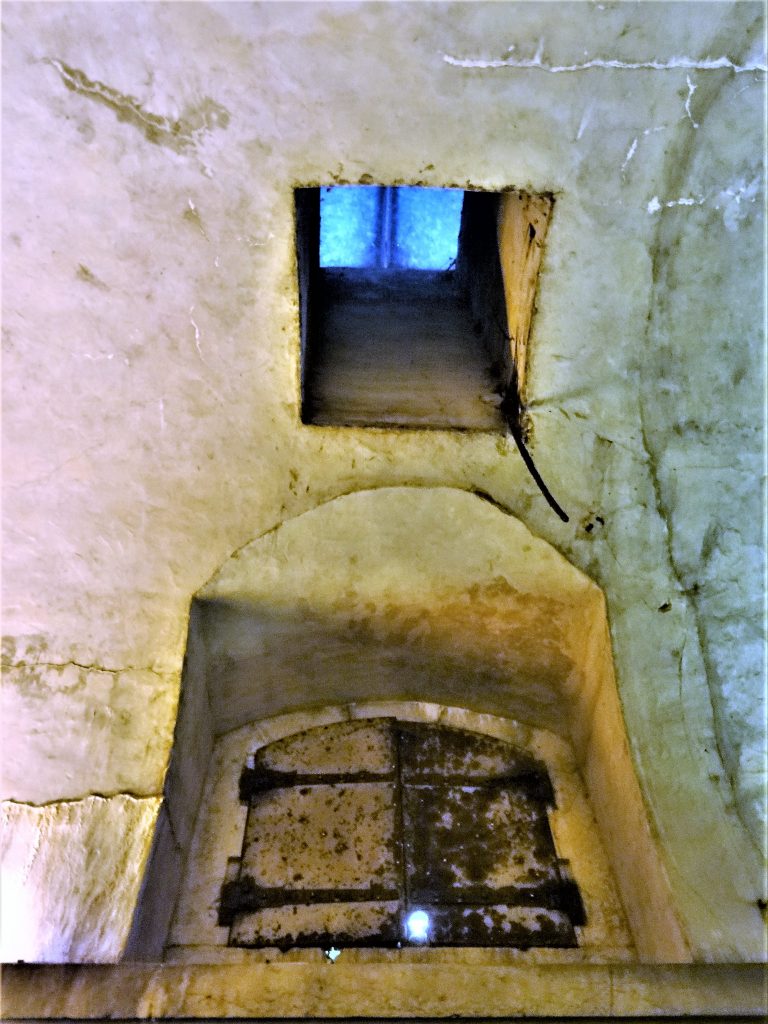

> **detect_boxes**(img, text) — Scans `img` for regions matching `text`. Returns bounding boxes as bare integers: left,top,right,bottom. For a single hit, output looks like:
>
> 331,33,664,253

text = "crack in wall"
633,54,763,855
43,58,229,152
621,137,639,174
647,193,709,213
5,441,107,491
684,75,700,128
637,330,760,860
637,410,743,802
2,793,161,810
442,50,767,73
2,658,170,677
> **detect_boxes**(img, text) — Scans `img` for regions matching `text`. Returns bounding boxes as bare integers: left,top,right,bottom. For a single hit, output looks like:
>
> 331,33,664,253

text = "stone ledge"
2,963,765,1019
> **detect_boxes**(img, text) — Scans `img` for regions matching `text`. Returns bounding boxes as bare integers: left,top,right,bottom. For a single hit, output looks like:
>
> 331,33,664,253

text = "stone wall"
2,1,764,965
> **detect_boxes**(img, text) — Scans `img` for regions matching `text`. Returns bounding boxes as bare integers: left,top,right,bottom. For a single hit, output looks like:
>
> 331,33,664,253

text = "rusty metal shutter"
220,719,584,949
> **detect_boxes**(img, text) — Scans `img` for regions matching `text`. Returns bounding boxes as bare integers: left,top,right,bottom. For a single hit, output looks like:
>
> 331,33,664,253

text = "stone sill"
2,963,765,1019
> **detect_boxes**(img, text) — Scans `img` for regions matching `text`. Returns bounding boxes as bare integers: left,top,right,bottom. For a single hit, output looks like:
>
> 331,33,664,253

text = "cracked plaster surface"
638,59,765,853
442,50,766,74
0,795,161,962
43,58,230,153
1,0,765,962
1,643,179,803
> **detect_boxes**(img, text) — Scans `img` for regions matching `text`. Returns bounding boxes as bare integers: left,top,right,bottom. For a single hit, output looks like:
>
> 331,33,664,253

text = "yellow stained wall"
1,1,765,964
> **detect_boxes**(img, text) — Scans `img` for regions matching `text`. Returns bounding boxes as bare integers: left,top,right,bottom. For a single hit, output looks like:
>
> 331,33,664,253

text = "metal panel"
402,784,561,900
255,719,395,777
240,783,399,891
405,904,576,947
400,722,541,779
231,901,401,949
222,719,582,949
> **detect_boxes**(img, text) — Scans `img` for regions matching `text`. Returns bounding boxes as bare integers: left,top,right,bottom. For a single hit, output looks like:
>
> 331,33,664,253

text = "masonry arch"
129,487,688,963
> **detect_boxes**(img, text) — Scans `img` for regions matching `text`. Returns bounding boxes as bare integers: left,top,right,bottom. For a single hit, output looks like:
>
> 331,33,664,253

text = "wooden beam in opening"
497,192,553,399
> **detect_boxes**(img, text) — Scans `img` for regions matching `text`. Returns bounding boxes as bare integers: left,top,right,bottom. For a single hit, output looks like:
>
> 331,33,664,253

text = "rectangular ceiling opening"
296,184,553,431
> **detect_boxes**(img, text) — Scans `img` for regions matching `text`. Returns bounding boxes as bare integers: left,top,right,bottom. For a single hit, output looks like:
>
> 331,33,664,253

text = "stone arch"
130,487,688,962
197,486,605,743
186,702,633,961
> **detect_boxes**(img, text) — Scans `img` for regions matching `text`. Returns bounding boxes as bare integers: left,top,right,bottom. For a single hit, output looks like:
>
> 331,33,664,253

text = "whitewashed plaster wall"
1,1,765,962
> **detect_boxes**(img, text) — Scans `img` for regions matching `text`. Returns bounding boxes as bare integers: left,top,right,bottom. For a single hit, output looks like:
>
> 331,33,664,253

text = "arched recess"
127,487,688,962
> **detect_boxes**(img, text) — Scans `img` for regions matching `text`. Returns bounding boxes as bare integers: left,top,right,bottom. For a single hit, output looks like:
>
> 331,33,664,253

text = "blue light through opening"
320,186,463,271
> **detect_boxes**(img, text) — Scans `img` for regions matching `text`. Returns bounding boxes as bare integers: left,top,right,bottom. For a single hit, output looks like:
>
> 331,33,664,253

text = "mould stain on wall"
44,58,230,151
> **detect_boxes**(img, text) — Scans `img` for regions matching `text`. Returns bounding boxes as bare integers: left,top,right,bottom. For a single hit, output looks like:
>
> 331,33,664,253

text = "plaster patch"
183,199,208,239
621,138,638,173
716,176,762,231
575,103,594,140
684,74,700,128
189,308,205,361
647,195,705,213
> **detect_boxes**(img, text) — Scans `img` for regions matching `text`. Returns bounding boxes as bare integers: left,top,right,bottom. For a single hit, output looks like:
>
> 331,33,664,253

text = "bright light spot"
324,947,342,962
406,909,430,942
